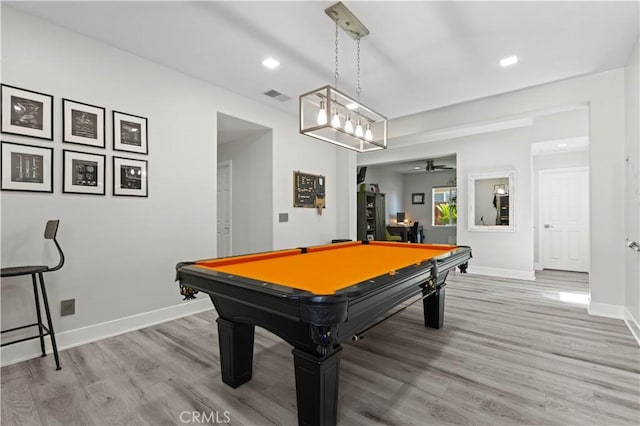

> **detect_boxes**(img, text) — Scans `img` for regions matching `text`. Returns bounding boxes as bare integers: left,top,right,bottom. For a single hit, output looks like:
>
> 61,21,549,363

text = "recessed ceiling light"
413,166,421,170
262,57,280,69
557,143,568,148
500,55,518,68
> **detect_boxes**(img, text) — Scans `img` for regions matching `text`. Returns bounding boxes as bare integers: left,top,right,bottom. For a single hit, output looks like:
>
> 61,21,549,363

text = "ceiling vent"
263,89,291,102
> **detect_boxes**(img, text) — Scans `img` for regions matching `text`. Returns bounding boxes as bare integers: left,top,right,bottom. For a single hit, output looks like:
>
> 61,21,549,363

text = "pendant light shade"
344,114,354,134
317,100,327,125
331,108,341,128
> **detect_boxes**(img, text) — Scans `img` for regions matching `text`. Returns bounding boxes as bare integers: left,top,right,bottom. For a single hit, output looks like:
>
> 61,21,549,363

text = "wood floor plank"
1,380,41,426
2,270,638,425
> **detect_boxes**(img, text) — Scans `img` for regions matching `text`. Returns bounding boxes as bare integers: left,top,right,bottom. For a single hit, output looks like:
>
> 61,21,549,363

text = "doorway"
217,113,273,256
538,167,590,272
355,155,457,245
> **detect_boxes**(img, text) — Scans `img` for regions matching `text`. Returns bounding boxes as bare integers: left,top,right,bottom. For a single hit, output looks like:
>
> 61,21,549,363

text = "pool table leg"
216,318,255,388
292,346,342,426
423,287,445,329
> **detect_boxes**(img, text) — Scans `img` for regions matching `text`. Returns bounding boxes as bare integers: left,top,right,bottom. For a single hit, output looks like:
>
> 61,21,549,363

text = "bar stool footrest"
1,327,53,347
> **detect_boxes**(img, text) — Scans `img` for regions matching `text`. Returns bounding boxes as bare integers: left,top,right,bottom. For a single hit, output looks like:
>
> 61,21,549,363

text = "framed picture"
62,149,105,195
412,192,425,204
494,184,507,195
113,156,148,197
366,234,374,241
1,84,53,140
1,141,53,192
368,183,379,193
63,99,105,148
113,111,148,154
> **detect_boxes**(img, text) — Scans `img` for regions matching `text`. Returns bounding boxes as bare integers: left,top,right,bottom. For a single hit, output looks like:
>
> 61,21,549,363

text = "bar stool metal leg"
38,272,61,370
31,274,46,357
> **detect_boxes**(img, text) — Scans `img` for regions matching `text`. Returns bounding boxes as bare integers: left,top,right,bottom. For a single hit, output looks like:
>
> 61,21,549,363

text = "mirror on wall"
468,171,515,231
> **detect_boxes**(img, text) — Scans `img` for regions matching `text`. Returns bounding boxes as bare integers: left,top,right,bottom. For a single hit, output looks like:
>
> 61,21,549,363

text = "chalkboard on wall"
293,171,325,208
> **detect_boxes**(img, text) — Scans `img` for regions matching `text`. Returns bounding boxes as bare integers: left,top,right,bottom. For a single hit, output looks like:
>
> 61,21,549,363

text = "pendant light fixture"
299,2,387,152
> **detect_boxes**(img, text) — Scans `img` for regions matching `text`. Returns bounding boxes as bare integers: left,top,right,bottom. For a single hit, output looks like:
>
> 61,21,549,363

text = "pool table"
175,240,471,426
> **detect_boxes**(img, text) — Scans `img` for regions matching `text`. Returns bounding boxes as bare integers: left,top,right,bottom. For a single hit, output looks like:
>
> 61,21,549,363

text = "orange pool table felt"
195,241,458,295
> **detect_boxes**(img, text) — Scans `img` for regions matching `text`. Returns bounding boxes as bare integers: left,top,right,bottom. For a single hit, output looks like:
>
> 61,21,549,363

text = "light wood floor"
2,270,638,425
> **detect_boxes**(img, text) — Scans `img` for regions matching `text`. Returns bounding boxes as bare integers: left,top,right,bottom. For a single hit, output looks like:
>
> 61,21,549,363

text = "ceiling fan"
425,159,454,172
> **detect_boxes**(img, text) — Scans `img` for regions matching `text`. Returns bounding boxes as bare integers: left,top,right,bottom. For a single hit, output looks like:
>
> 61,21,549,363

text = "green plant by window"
432,186,457,226
435,203,457,225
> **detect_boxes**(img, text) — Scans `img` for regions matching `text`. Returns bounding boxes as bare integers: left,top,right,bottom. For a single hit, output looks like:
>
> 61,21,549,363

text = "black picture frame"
1,141,53,193
412,192,425,204
113,156,148,197
1,84,54,141
368,183,379,193
62,98,105,148
113,111,148,154
62,149,105,195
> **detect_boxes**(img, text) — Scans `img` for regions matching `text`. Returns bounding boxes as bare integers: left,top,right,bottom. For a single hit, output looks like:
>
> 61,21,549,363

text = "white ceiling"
8,1,639,120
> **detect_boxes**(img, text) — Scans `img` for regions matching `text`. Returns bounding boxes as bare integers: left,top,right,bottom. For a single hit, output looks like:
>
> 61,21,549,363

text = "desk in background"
387,223,423,242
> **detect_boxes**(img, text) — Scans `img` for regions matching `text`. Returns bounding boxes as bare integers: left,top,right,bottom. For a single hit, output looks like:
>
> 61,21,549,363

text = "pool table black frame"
176,241,471,426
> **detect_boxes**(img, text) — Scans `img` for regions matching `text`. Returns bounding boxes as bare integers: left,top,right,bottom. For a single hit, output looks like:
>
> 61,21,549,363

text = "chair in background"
385,228,402,242
1,220,64,370
409,221,421,243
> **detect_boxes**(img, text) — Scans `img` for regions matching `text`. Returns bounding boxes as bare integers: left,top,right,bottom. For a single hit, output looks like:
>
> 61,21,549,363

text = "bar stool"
1,220,64,370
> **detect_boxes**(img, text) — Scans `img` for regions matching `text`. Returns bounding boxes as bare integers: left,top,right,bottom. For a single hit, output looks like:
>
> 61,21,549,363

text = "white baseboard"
0,298,213,367
587,301,624,319
468,266,536,281
623,307,640,347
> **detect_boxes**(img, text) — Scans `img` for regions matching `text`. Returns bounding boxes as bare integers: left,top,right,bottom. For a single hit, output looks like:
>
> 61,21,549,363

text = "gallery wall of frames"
0,84,149,197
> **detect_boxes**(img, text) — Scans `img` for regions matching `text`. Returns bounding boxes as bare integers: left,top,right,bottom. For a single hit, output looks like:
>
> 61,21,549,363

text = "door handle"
626,240,640,252
544,224,553,229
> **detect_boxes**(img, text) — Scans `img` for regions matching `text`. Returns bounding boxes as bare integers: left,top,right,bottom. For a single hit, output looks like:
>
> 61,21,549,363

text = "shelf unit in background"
357,191,385,241
496,194,509,225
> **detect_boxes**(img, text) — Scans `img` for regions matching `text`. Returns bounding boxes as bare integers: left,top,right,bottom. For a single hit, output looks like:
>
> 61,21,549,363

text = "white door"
217,161,232,257
540,167,589,272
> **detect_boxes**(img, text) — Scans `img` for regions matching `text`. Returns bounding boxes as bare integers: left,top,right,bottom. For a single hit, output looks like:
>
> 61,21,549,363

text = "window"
432,186,457,226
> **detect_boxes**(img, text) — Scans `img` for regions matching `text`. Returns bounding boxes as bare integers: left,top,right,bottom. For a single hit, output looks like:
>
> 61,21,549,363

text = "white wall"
217,130,273,255
533,150,589,170
624,38,640,342
530,108,589,143
360,126,534,280
403,170,457,244
336,149,358,241
359,69,627,307
271,139,341,249
0,7,347,365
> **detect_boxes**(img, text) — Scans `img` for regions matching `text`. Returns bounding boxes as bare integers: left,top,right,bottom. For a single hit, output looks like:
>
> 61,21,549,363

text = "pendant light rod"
324,2,369,40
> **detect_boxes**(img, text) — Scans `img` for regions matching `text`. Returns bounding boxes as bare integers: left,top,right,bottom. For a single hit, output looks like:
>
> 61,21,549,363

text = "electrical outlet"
61,299,75,316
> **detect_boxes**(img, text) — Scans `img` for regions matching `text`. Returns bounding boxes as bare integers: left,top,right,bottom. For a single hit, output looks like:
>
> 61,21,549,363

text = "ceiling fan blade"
425,159,455,172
